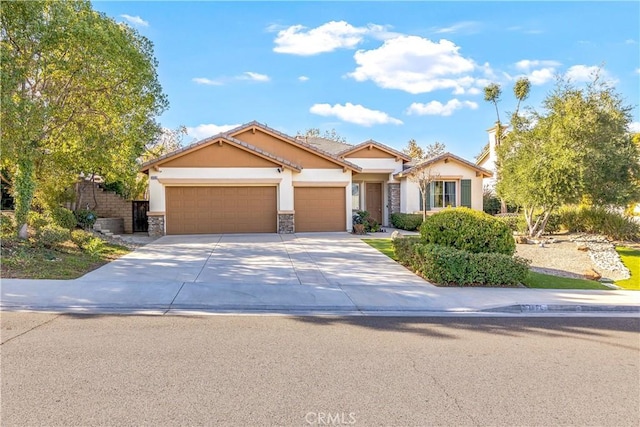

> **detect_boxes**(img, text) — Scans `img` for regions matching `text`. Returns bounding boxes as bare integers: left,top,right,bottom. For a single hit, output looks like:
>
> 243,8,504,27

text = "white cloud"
186,124,241,140
120,14,149,27
528,68,556,85
636,68,640,75
310,102,403,126
348,35,477,94
513,59,560,85
298,76,309,82
406,99,478,117
515,60,561,71
628,122,640,133
192,72,269,86
239,71,270,82
565,64,616,83
192,77,223,86
467,87,481,95
432,21,481,34
272,21,392,55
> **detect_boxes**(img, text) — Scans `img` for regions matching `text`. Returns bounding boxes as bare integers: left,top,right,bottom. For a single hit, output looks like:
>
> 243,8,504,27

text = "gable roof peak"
339,139,412,162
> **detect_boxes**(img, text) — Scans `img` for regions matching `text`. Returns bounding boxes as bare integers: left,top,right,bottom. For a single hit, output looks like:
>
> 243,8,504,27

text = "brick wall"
77,181,133,234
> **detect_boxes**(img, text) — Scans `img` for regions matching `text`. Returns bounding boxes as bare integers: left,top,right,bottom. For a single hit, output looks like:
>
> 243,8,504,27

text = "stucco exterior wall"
347,158,404,174
149,166,354,231
401,159,484,213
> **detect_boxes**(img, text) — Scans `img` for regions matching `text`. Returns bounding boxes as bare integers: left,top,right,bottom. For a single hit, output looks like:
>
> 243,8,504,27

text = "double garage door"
166,186,277,234
165,186,345,234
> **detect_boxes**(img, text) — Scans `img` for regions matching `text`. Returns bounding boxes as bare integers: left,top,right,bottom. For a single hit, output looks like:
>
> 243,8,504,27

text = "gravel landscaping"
515,233,631,282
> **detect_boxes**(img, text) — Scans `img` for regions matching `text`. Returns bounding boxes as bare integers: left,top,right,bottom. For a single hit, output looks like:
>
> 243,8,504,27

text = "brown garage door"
165,186,277,234
294,187,346,232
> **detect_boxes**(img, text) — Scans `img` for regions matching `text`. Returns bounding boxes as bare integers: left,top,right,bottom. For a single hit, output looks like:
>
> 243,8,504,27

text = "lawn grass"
614,247,639,290
1,237,130,279
522,271,610,290
363,238,397,260
364,237,611,289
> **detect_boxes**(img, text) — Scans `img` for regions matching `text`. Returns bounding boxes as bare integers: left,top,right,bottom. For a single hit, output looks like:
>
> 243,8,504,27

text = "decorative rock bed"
570,234,631,280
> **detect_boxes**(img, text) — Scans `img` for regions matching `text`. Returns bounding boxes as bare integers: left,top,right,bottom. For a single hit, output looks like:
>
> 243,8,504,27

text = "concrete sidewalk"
2,232,639,316
2,278,639,315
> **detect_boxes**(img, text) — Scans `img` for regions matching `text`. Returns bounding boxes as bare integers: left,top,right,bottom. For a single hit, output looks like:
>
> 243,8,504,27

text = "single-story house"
140,121,492,235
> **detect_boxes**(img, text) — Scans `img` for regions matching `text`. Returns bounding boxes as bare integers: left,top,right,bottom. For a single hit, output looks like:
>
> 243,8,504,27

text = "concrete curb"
3,303,639,317
483,304,640,313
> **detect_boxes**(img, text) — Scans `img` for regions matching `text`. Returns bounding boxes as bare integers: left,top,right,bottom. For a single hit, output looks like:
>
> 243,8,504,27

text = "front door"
366,183,383,224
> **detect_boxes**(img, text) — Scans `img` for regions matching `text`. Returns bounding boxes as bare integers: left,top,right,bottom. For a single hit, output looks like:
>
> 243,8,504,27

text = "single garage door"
294,187,346,232
165,186,277,234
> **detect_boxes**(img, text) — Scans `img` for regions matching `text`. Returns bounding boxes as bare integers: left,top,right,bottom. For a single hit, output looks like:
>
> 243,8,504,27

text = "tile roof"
300,136,354,155
339,139,412,161
227,121,361,171
394,152,493,178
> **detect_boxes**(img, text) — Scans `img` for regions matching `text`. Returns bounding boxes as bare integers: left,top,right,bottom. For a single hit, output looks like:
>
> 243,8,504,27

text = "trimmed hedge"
390,213,423,231
420,207,516,255
392,238,530,286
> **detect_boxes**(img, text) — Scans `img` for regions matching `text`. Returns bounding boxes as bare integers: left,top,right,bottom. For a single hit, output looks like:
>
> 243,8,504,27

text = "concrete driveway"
3,233,639,314
81,233,428,287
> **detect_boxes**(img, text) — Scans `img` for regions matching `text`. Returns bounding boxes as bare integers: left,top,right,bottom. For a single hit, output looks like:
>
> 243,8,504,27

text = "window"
352,183,361,210
431,181,456,208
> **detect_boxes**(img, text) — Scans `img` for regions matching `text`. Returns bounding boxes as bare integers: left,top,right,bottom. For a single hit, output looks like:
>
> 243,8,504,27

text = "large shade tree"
496,75,640,237
1,0,167,237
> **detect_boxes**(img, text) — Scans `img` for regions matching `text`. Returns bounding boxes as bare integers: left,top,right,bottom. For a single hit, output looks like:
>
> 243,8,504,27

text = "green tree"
497,75,640,237
402,139,425,160
483,78,531,212
1,0,167,237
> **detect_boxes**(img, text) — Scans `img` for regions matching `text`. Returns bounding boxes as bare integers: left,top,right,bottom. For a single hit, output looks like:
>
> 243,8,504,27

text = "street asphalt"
1,232,639,315
1,313,638,426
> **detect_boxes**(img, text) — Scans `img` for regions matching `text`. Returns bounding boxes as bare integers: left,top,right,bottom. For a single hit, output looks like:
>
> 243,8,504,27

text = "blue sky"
93,1,640,158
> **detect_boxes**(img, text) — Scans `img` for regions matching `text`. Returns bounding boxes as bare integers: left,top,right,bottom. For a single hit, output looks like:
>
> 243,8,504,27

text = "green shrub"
37,224,71,248
27,211,51,234
482,190,519,215
49,206,77,230
559,206,640,241
1,213,14,237
483,193,502,215
494,213,527,233
545,211,562,234
74,209,97,229
71,229,93,249
390,213,423,231
420,207,516,255
84,236,104,255
392,238,530,286
391,236,422,265
353,210,380,233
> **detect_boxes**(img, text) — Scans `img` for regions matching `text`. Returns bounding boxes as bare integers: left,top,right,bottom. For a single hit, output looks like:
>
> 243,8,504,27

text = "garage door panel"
294,187,346,232
166,186,276,234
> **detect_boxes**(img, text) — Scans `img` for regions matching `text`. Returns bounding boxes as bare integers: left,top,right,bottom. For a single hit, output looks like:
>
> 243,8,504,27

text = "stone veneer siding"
278,213,295,234
148,215,165,237
387,183,400,222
